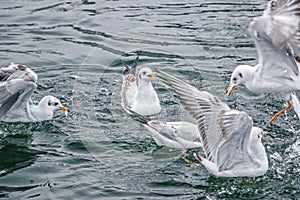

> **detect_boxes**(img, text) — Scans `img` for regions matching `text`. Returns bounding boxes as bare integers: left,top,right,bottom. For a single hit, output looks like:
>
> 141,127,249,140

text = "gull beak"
147,73,155,80
226,82,236,95
262,131,268,137
59,106,69,117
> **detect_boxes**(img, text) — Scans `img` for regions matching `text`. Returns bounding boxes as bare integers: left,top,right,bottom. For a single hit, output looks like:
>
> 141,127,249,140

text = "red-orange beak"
147,73,155,80
59,106,69,117
226,82,236,95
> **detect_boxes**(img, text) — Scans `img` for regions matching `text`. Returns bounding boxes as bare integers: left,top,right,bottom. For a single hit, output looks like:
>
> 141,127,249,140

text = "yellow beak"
147,73,155,80
59,106,69,117
226,82,236,95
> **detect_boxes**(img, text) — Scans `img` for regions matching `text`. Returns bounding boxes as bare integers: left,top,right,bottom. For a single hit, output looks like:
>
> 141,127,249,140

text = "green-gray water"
0,0,299,199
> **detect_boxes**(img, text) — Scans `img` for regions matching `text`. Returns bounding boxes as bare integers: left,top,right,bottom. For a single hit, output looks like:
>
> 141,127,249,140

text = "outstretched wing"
0,79,36,119
156,70,230,162
216,110,253,171
250,0,300,79
156,70,254,168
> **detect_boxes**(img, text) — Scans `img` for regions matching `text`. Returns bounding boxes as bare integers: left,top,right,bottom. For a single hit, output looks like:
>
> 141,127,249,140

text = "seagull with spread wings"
157,70,268,177
226,0,300,124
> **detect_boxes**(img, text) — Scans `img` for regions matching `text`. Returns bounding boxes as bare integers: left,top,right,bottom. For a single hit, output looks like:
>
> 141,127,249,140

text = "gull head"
41,96,69,117
1,63,25,73
226,65,252,95
251,127,265,142
20,67,38,83
5,63,38,83
138,67,155,82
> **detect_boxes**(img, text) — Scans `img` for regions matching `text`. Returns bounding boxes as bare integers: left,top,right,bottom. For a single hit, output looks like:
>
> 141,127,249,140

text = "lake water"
0,0,299,199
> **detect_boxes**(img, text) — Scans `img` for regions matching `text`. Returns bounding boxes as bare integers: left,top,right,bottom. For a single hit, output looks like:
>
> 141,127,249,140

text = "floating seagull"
156,70,268,177
226,0,300,124
121,56,161,116
0,65,69,122
130,109,202,150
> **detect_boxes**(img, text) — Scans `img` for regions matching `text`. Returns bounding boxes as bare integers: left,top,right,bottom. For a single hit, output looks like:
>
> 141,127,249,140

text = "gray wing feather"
264,0,300,16
217,111,253,171
250,0,300,77
156,70,230,162
0,93,20,117
0,79,36,118
0,71,13,82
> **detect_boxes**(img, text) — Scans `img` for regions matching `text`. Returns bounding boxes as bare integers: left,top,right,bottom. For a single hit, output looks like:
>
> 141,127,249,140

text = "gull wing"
156,70,254,166
0,66,15,81
165,121,200,143
0,79,36,118
121,57,139,109
121,56,139,76
250,0,300,78
156,70,230,163
0,71,12,81
216,110,253,172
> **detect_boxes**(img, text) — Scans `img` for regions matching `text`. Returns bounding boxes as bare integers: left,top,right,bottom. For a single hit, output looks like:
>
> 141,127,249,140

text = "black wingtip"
120,59,130,75
193,152,202,162
129,56,139,75
132,56,139,69
121,56,139,76
128,109,152,124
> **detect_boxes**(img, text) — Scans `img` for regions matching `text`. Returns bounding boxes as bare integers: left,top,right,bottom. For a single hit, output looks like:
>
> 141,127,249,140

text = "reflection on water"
0,0,299,199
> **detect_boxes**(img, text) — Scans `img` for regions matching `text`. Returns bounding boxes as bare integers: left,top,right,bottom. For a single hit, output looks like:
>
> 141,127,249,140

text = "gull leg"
268,100,292,124
182,153,200,168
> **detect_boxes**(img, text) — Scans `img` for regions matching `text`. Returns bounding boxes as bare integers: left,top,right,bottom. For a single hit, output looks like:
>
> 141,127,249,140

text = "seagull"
0,63,37,82
0,65,69,122
156,70,268,177
129,109,202,150
121,56,161,116
226,0,300,124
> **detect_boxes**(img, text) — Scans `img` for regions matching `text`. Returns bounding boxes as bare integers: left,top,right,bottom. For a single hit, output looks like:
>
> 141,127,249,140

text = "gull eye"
48,101,51,106
143,71,147,75
54,102,59,106
233,77,237,81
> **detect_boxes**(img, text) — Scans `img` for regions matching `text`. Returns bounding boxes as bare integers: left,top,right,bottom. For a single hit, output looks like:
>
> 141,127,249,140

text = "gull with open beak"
227,0,300,124
0,64,69,122
121,56,161,116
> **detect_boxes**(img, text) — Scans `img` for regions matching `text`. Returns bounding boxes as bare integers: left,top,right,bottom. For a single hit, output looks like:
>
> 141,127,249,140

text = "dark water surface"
0,0,300,199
